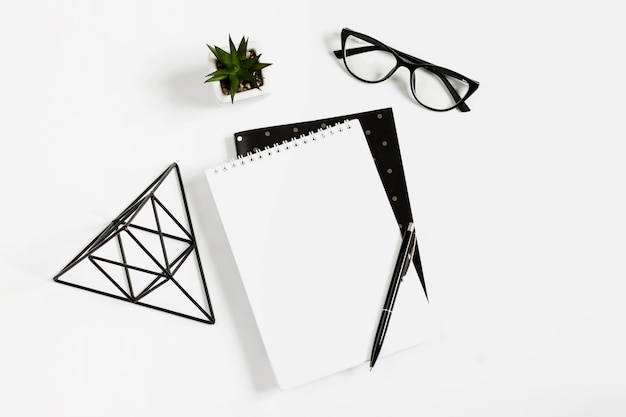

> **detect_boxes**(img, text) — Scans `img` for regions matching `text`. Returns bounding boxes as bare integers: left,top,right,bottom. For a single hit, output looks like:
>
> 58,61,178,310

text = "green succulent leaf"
228,74,239,103
236,36,248,61
208,44,233,67
241,54,271,72
228,35,240,68
252,62,272,72
204,68,231,82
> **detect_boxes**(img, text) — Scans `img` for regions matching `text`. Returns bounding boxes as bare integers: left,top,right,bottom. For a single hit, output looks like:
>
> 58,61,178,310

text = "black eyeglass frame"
333,28,479,112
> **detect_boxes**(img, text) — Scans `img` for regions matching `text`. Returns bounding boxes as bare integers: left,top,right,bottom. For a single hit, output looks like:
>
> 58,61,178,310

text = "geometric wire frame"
53,163,215,324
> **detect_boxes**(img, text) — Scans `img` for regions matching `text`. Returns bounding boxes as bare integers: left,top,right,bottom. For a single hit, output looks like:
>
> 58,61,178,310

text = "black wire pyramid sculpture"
53,163,215,324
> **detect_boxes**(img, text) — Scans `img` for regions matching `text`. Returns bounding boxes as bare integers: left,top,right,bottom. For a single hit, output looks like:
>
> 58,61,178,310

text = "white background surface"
1,1,625,416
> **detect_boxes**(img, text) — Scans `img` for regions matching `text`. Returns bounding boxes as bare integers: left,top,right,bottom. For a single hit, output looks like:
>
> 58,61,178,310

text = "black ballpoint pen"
369,222,417,370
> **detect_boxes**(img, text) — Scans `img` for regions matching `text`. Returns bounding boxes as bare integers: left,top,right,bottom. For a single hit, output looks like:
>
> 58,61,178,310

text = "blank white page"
206,119,435,389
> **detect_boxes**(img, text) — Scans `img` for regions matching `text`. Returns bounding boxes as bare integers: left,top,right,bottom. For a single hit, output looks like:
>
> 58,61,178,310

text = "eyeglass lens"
343,33,470,111
343,34,396,82
411,68,470,110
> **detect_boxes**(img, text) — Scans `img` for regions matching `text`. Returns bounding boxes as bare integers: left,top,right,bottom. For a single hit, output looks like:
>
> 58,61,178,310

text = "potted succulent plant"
205,35,272,104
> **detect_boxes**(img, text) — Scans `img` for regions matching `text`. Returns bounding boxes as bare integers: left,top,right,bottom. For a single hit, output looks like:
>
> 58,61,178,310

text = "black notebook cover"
233,108,427,298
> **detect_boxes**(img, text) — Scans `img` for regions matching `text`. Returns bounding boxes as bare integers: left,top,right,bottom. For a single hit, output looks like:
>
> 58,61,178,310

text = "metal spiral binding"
209,119,353,174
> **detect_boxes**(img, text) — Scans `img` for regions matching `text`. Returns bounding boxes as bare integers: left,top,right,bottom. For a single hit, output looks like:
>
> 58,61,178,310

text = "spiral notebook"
206,119,435,389
233,108,427,298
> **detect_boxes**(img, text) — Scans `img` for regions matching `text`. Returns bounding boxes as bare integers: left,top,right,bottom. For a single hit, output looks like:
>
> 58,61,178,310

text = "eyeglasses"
333,28,479,112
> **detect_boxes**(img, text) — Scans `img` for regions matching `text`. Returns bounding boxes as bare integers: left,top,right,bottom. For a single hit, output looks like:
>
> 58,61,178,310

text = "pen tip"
369,367,373,372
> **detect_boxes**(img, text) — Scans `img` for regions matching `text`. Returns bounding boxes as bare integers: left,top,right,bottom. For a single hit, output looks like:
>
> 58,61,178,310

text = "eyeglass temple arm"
333,45,380,58
334,46,471,112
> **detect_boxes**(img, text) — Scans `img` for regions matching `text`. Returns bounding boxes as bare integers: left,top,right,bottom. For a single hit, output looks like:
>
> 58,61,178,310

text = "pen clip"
399,233,416,280
398,223,416,280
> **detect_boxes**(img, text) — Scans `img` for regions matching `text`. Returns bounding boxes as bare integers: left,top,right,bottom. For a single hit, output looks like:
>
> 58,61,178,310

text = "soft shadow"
323,30,347,73
165,67,221,109
185,173,278,391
